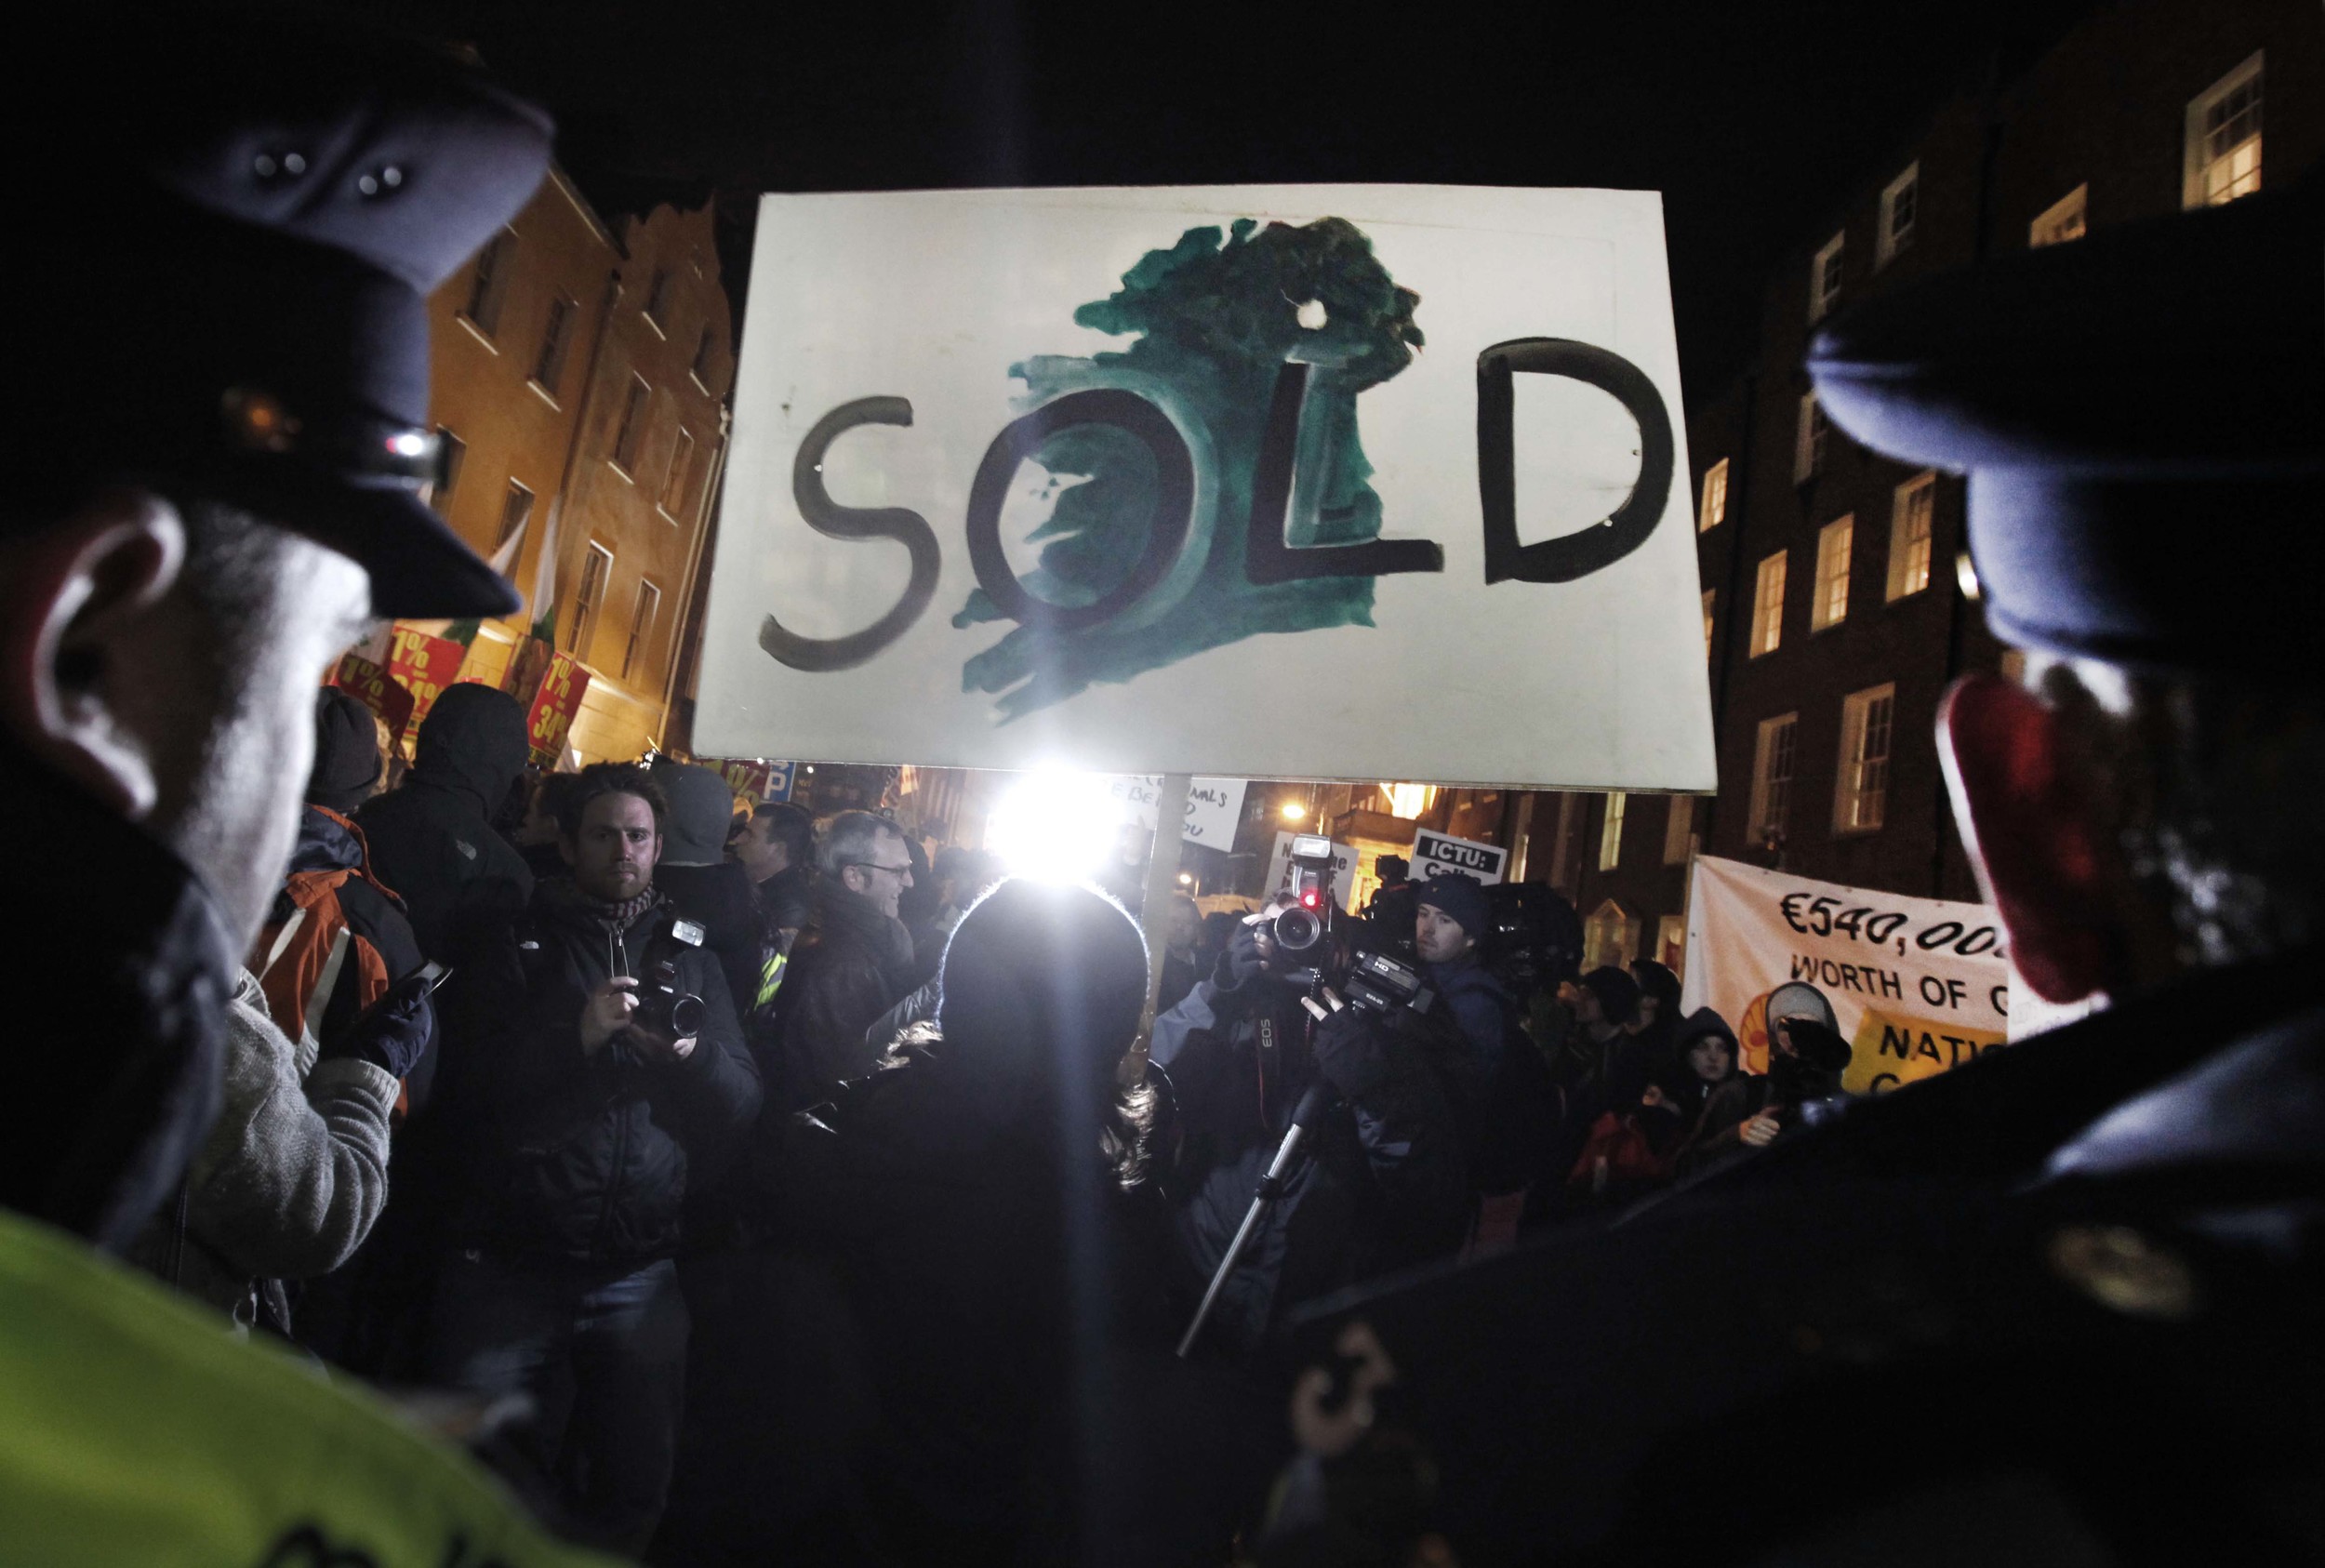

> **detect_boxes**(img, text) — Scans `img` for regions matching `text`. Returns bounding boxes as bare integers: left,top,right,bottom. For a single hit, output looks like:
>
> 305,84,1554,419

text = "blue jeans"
425,1250,687,1553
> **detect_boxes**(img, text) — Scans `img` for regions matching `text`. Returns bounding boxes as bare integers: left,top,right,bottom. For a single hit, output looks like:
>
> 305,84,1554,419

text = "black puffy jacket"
445,882,762,1264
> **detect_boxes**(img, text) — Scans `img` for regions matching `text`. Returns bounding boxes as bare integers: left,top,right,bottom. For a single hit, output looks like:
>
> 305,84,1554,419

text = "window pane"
497,481,534,549
1663,795,1694,865
1887,474,1935,601
1599,791,1627,871
658,427,696,515
1750,712,1798,844
622,580,662,681
612,379,651,472
1698,458,1728,531
464,233,512,337
1813,515,1853,631
1751,551,1787,657
531,295,577,392
2030,184,2088,247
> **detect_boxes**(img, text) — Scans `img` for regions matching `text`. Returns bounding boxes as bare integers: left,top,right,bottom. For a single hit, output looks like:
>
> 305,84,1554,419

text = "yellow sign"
1844,1006,2007,1095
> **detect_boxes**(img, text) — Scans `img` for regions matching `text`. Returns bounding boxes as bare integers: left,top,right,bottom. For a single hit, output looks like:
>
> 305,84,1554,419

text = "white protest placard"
694,185,1713,791
1410,828,1507,884
1263,831,1362,913
1679,856,2013,1096
1106,776,1247,849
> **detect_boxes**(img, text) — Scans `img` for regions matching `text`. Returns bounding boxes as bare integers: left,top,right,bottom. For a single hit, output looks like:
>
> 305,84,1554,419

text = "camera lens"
1272,905,1323,952
669,993,706,1039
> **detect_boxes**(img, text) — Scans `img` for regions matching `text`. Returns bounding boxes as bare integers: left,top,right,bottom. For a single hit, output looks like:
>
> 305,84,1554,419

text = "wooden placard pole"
1132,772,1193,1063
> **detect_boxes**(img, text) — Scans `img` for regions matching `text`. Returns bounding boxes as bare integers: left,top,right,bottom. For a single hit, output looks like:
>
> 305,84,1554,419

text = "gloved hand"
1309,997,1394,1098
1215,920,1268,991
322,972,435,1081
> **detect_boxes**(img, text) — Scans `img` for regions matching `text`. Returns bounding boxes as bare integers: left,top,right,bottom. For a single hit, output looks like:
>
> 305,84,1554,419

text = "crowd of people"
168,686,1842,1561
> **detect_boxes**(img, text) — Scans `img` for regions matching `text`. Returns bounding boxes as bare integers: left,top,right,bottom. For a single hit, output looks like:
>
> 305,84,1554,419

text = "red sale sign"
334,653,417,748
387,626,468,734
526,652,591,766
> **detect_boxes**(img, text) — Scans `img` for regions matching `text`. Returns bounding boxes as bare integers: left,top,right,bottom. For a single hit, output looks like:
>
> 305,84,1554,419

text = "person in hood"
764,810,919,1111
648,759,769,1025
357,683,534,966
731,799,815,936
0,13,610,1562
426,763,760,1551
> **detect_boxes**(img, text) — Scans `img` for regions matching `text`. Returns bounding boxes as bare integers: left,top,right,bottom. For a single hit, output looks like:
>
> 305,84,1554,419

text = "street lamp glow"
984,769,1119,884
1176,871,1193,885
1280,801,1306,821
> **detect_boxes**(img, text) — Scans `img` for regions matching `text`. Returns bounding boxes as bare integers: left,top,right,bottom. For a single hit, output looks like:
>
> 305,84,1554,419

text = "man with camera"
426,763,760,1551
1152,883,1470,1358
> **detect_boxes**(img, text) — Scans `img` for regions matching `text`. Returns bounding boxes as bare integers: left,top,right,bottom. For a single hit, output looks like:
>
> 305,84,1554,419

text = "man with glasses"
765,811,921,1110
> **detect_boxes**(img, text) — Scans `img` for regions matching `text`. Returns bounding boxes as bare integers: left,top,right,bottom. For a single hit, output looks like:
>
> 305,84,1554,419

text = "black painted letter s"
759,397,942,671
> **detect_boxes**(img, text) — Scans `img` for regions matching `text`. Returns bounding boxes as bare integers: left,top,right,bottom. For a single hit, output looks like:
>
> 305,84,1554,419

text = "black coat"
1150,966,1470,1357
765,883,916,1112
1282,948,2325,1565
445,884,761,1265
656,859,771,1030
355,697,532,966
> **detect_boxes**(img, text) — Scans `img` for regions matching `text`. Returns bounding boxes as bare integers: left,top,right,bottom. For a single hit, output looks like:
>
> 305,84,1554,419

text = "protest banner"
1262,831,1362,913
525,653,591,768
334,653,416,748
387,625,468,735
1410,828,1507,884
1679,855,2011,1096
1106,775,1246,849
694,185,1713,791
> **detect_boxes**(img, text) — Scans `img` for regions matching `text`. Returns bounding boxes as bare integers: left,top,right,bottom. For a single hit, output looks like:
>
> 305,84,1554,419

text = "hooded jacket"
765,881,917,1112
356,684,532,966
648,762,769,1030
445,880,761,1264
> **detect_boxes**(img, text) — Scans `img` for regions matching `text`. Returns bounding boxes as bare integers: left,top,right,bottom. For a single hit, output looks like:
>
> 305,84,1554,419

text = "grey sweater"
129,970,396,1326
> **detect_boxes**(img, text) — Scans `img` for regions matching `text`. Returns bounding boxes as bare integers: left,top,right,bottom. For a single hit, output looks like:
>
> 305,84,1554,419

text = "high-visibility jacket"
0,1206,616,1567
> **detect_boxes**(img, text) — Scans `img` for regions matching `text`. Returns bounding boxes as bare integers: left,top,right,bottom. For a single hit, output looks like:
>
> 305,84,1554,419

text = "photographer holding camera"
1152,876,1470,1359
424,763,760,1551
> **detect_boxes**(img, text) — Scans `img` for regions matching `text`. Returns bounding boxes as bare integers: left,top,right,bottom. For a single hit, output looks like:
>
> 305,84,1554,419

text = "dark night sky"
369,0,2095,398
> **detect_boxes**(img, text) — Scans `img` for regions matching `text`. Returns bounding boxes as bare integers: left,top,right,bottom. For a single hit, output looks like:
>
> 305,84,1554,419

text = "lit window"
430,429,466,515
658,427,696,517
1750,551,1787,658
1887,472,1936,601
621,579,662,681
1808,231,1844,323
1698,458,1729,531
1655,914,1686,972
1748,713,1799,844
531,295,578,394
1582,899,1640,974
496,480,534,550
643,267,673,332
462,232,514,339
1599,791,1627,871
1701,589,1716,663
1877,164,1918,269
2030,184,2088,247
1793,392,1828,483
569,542,612,657
1835,684,1896,833
1812,515,1853,631
1663,795,1695,866
2185,52,2263,209
611,377,651,474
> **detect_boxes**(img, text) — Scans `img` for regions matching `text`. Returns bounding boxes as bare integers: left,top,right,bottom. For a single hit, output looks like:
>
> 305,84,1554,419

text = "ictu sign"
697,185,1715,793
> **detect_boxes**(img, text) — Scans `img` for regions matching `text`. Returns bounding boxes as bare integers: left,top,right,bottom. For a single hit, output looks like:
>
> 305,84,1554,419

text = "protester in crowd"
743,879,1176,1562
1627,958,1683,1082
1362,855,1418,956
358,684,534,965
1152,896,1469,1357
649,759,771,1029
1155,893,1204,1015
512,770,578,884
905,845,1005,986
0,15,605,1559
1666,1008,1767,1177
764,809,919,1110
730,799,815,936
1548,965,1645,1118
427,763,760,1551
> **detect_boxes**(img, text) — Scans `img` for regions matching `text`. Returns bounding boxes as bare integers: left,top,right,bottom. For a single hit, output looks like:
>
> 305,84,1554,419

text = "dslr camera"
1260,834,1438,1022
628,919,709,1046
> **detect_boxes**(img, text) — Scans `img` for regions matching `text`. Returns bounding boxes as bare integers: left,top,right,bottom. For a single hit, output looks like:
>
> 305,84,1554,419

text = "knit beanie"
307,688,382,815
1415,871,1489,941
1579,964,1641,1027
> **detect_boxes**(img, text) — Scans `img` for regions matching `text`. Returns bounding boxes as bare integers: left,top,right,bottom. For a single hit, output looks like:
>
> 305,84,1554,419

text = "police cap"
25,6,553,619
1806,173,2322,676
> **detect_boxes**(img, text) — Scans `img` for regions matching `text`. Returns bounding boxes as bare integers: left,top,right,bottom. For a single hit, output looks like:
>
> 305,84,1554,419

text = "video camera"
1259,834,1437,1021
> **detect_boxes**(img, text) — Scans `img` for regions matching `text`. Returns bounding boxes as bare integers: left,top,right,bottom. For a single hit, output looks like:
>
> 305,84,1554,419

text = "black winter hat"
1415,872,1488,940
1579,965,1640,1027
308,687,382,815
1630,959,1681,1011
